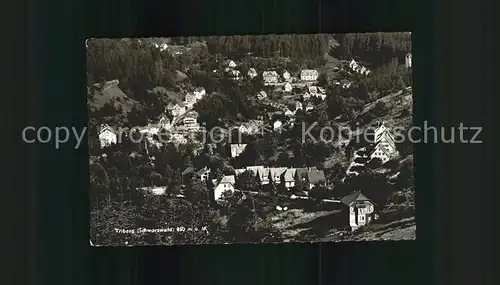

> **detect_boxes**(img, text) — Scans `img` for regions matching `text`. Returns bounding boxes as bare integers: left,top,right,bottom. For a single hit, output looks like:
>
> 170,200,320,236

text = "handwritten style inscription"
114,226,209,234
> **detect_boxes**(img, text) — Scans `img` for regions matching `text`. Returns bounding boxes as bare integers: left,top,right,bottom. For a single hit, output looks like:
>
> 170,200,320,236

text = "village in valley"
88,33,415,246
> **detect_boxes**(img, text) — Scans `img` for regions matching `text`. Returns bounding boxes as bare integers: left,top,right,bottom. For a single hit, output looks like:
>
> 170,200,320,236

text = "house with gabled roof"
281,168,297,188
193,87,206,100
340,79,352,89
247,68,258,78
262,71,279,84
98,124,117,149
370,143,392,163
369,122,398,161
284,108,295,117
170,103,186,117
341,191,376,231
257,168,270,185
295,101,303,111
226,59,237,68
269,167,288,184
184,93,198,108
230,69,241,80
230,144,247,158
294,167,310,183
300,69,319,81
213,175,235,200
306,170,326,190
283,82,293,92
282,70,291,82
196,166,211,182
257,90,267,100
245,166,265,177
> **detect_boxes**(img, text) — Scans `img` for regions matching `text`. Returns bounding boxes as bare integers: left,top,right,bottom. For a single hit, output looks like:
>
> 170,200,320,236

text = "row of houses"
221,59,320,84
348,59,371,75
136,166,376,232
262,69,319,84
166,87,207,117
97,109,201,149
211,166,325,200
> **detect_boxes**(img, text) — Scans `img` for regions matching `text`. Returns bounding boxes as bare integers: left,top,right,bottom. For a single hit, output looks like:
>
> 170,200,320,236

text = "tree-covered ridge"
331,32,412,68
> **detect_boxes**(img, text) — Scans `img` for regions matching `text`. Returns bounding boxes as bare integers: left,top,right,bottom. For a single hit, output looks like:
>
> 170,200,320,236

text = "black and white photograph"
87,33,415,246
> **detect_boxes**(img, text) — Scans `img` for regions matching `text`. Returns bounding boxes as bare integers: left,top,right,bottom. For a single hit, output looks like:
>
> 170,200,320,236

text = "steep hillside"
324,88,413,168
88,84,138,114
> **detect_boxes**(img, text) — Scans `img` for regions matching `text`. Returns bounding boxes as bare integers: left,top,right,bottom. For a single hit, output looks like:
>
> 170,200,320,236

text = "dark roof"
295,168,308,179
196,167,209,176
341,191,373,206
307,170,326,184
182,167,194,175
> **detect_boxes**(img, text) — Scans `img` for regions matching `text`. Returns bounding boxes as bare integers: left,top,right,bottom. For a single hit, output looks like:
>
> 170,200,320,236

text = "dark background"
4,0,492,285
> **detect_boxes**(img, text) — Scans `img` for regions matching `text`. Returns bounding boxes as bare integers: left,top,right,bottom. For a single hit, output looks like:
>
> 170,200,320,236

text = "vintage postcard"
87,33,415,246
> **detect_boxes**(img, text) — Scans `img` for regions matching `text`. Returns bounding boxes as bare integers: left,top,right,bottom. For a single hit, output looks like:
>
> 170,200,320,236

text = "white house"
284,108,295,117
263,71,279,84
213,175,235,200
311,93,326,100
230,69,241,80
257,90,268,100
405,53,412,68
348,59,357,69
368,122,398,162
230,144,248,158
300,69,319,81
269,167,287,184
98,124,117,148
282,168,296,188
247,68,258,78
227,60,237,68
370,143,392,163
196,166,211,182
273,120,283,132
158,115,172,130
224,60,237,71
238,125,249,134
341,192,376,231
306,170,326,190
282,71,291,82
283,82,293,92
